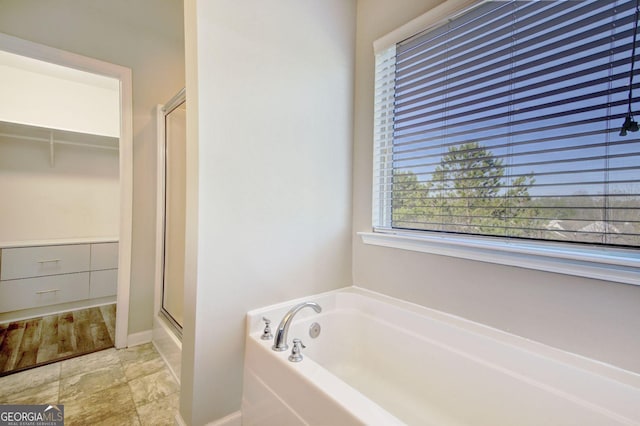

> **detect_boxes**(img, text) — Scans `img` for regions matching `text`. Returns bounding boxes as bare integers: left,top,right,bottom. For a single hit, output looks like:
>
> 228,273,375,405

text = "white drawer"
0,272,90,312
1,244,90,280
90,242,119,270
90,269,118,298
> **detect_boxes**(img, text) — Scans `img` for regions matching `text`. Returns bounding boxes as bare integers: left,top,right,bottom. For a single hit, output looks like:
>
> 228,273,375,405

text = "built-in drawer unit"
0,272,90,312
89,269,118,299
90,242,118,271
0,244,90,281
0,240,118,316
89,242,118,299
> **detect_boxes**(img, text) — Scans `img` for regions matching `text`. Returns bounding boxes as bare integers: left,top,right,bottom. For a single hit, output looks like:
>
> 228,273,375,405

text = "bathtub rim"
246,285,640,390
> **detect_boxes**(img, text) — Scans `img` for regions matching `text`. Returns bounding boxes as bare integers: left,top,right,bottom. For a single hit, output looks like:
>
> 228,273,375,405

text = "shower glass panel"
161,89,186,332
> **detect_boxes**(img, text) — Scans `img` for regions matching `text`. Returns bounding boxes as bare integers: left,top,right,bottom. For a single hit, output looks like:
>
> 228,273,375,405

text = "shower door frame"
154,88,186,338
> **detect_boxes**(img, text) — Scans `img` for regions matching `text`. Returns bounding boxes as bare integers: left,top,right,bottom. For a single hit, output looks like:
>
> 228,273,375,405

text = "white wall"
0,133,119,241
0,0,185,335
352,0,640,374
182,0,355,423
0,50,119,137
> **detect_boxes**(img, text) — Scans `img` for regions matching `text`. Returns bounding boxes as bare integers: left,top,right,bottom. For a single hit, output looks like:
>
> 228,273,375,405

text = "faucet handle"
260,317,273,340
288,338,306,362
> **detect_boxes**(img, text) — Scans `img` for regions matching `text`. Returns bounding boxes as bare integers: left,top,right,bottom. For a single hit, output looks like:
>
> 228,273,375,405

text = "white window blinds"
374,0,640,247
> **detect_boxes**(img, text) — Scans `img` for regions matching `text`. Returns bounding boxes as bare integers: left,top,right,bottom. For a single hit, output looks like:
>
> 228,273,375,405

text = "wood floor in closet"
0,304,116,376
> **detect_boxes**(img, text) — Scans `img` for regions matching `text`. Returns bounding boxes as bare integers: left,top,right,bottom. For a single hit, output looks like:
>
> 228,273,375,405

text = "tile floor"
0,343,179,425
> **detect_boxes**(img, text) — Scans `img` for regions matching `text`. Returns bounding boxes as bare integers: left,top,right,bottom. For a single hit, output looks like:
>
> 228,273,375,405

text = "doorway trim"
0,33,133,348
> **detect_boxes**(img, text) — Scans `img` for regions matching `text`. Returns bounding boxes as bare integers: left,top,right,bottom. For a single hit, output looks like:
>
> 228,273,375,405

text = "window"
373,0,640,250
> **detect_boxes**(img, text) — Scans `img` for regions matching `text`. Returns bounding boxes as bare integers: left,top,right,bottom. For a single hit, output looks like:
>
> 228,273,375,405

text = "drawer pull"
35,289,60,294
37,259,61,263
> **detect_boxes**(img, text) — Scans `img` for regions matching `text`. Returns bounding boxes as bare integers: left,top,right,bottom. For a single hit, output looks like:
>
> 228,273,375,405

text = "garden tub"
241,287,640,425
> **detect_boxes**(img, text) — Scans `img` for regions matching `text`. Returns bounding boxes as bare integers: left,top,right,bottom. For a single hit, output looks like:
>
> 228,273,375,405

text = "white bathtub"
241,287,640,425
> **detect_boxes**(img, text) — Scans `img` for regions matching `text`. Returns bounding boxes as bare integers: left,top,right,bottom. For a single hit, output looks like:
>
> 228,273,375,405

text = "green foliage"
391,171,431,228
392,141,536,236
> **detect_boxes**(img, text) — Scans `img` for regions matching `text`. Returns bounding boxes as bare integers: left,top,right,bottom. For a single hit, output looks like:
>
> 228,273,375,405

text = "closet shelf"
0,120,119,166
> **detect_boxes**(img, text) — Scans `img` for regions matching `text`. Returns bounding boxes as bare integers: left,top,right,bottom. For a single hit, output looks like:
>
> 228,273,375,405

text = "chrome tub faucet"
272,301,321,351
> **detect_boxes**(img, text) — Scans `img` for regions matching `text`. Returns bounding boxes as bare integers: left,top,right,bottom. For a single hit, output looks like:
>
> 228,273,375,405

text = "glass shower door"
161,89,186,332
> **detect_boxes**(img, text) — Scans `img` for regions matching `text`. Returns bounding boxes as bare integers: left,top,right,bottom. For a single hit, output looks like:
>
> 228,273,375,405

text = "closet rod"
0,132,118,151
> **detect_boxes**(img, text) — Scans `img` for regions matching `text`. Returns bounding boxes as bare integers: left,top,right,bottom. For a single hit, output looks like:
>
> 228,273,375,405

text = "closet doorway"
0,34,132,373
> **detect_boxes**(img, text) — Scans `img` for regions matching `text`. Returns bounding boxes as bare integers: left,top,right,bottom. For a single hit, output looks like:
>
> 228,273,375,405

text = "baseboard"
206,411,242,426
127,329,153,347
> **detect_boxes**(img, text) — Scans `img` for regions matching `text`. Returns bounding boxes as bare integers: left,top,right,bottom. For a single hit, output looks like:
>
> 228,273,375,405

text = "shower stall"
153,88,186,382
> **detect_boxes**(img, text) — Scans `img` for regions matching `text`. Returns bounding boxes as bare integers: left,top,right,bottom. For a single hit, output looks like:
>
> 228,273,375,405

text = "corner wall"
352,0,640,374
182,0,355,423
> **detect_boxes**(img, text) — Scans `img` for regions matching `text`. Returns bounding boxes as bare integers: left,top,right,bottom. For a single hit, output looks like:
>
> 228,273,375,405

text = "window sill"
358,230,640,286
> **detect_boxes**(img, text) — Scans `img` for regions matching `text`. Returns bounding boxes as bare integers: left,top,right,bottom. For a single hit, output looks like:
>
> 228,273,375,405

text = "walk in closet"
0,46,122,374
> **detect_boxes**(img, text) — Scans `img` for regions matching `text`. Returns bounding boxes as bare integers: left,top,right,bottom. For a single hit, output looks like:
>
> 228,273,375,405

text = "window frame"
366,0,640,286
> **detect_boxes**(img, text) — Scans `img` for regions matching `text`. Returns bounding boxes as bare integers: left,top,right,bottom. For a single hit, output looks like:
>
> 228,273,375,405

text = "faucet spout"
272,301,321,351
